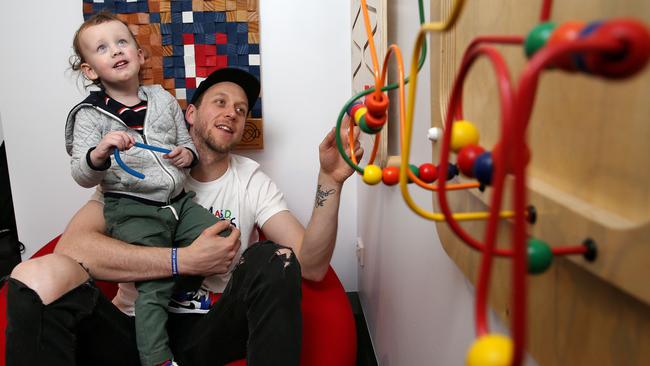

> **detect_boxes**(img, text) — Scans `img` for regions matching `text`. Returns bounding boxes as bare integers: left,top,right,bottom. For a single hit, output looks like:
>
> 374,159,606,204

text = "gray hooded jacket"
65,85,196,203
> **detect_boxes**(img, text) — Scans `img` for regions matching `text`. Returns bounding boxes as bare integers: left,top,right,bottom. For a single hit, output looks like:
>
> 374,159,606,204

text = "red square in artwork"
196,67,208,77
206,55,217,66
216,33,228,44
216,55,228,68
186,77,196,89
183,33,194,44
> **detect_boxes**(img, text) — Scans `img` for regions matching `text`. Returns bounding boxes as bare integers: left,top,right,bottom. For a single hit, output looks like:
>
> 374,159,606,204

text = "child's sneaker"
168,287,211,314
158,360,179,366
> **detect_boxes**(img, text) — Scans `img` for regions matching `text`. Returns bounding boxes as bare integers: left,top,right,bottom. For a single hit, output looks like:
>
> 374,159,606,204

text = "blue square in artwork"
217,45,228,54
215,23,226,33
237,32,248,42
203,22,215,33
138,1,148,12
238,55,248,66
182,1,192,11
172,11,182,24
237,23,248,33
237,44,249,55
172,32,183,45
249,44,259,54
172,23,182,34
163,57,174,68
173,45,185,55
163,67,174,78
162,34,172,45
205,34,216,44
215,12,226,23
175,78,186,88
171,1,183,12
193,23,204,34
186,89,196,102
150,12,160,23
182,24,193,34
160,23,172,35
193,12,203,23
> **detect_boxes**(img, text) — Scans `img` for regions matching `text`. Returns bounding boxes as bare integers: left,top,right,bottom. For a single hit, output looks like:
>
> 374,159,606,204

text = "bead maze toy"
338,0,650,365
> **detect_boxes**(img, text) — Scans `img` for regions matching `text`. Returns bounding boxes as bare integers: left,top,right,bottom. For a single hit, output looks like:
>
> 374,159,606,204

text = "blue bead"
447,163,459,180
574,20,604,73
473,152,493,186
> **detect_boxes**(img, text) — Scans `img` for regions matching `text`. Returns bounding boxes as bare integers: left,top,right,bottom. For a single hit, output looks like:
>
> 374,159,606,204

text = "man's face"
187,81,249,154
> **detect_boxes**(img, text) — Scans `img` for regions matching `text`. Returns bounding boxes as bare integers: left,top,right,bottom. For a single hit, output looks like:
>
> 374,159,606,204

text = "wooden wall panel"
428,1,650,365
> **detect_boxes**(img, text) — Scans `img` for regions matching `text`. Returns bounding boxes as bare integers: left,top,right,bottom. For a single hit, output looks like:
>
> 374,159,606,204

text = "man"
6,68,362,366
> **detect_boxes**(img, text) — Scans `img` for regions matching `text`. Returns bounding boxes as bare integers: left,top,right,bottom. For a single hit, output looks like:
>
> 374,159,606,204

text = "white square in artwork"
182,11,193,23
184,56,195,66
175,89,187,100
184,45,195,57
94,0,104,3
248,54,261,66
185,64,196,78
127,0,137,2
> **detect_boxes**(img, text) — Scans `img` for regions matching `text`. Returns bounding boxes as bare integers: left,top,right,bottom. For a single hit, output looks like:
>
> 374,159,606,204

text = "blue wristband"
171,247,179,277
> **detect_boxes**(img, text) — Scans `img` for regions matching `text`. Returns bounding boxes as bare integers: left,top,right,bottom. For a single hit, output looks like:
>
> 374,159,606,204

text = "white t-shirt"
109,154,289,316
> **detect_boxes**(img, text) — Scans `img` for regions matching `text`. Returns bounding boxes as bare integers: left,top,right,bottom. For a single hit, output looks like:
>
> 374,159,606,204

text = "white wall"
357,1,538,365
0,0,358,290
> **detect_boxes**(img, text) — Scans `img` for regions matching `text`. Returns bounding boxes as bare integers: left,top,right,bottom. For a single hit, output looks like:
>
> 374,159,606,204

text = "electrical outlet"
356,238,365,267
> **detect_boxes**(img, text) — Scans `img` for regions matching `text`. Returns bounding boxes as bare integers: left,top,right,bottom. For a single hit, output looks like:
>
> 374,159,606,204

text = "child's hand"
90,131,135,167
164,147,194,168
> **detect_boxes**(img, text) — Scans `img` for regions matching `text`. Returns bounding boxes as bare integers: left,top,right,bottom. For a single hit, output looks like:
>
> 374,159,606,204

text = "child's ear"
137,48,145,66
80,63,98,81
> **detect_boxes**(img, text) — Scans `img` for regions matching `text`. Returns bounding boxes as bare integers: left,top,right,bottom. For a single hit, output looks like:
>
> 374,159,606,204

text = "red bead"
457,145,485,177
364,110,387,130
348,102,364,118
418,163,438,183
365,93,389,119
547,21,586,71
584,18,650,79
382,166,400,185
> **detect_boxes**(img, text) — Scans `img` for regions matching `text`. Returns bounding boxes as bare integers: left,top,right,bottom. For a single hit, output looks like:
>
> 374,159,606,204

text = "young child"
64,12,226,366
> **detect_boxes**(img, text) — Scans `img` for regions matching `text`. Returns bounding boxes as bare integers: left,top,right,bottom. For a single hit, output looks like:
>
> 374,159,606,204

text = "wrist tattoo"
315,184,336,207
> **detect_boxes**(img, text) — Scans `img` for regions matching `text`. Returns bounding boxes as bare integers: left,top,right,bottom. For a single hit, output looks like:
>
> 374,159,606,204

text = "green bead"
358,115,382,134
408,164,419,184
527,238,553,274
524,22,557,58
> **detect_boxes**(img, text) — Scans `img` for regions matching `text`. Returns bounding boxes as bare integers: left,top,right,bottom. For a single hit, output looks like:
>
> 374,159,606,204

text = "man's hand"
90,131,135,167
319,116,363,185
177,220,241,276
164,146,194,168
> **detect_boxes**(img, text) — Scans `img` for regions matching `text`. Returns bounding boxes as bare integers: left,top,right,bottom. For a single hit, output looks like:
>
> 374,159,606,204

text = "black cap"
190,67,260,109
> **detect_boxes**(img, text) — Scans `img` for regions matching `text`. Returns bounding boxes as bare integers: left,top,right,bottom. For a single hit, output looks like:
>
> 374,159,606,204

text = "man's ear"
185,104,196,127
80,63,98,81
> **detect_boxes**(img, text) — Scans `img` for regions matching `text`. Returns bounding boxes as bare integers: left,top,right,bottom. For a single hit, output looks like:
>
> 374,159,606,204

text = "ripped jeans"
5,240,302,366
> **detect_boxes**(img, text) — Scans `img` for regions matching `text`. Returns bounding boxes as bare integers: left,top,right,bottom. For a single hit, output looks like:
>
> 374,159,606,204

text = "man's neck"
190,149,231,182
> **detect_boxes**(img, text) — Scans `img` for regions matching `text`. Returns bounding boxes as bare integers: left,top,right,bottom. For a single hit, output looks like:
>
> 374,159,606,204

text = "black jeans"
5,241,302,366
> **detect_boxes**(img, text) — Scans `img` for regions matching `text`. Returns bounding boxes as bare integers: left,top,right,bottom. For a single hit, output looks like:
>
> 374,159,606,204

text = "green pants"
104,191,219,366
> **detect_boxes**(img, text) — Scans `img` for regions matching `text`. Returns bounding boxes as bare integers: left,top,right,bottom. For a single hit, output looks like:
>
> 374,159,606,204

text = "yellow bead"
451,120,480,153
466,334,513,366
354,107,368,124
362,165,382,185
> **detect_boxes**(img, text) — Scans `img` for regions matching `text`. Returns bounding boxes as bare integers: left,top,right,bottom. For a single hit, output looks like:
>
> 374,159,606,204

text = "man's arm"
262,121,361,281
55,200,240,282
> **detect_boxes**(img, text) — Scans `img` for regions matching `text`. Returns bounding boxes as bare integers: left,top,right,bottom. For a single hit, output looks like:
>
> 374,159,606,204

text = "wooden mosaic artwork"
82,0,263,149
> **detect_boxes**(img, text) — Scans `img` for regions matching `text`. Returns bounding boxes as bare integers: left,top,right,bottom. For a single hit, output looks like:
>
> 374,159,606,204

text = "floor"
347,292,378,366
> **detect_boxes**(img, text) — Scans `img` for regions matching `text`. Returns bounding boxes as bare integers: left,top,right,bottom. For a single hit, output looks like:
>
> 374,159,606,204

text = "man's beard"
205,133,236,153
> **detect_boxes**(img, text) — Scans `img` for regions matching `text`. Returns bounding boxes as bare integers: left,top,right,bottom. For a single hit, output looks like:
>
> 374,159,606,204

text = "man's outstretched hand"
319,117,363,185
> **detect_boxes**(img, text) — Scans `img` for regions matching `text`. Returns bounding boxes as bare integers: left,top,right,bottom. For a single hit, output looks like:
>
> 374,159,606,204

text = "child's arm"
71,110,134,187
167,96,198,168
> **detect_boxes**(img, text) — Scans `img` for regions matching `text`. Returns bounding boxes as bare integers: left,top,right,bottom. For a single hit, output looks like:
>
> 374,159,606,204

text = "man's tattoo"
315,184,336,207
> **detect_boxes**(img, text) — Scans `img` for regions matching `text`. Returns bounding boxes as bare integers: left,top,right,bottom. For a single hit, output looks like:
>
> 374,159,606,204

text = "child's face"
78,21,144,89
